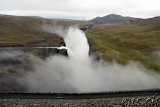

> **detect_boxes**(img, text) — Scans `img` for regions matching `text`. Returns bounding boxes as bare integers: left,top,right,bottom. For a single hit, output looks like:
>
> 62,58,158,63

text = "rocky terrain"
0,91,159,107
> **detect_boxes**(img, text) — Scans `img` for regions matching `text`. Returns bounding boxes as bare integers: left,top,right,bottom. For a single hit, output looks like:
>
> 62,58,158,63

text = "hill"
90,14,141,24
0,14,87,43
0,14,159,72
86,16,160,72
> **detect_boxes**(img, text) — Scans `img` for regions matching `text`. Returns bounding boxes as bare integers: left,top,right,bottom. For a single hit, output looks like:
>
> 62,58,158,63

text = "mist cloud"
14,26,160,93
0,26,159,93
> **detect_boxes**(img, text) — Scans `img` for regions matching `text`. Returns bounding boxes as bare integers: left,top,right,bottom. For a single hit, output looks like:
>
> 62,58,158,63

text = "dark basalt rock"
38,48,68,58
57,49,68,56
80,24,93,31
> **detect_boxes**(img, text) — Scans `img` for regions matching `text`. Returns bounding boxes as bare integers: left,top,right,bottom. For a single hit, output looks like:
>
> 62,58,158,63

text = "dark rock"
58,49,68,56
80,24,93,31
38,48,68,58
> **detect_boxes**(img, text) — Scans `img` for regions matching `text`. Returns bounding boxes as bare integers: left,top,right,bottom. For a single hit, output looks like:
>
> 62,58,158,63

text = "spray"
9,25,160,93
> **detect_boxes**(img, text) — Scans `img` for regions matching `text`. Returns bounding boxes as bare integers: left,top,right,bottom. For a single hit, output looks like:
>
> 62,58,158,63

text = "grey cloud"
0,0,160,19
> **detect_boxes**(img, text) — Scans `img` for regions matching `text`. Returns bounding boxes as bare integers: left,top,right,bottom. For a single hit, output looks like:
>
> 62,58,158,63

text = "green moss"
50,37,64,44
0,15,87,43
86,18,160,72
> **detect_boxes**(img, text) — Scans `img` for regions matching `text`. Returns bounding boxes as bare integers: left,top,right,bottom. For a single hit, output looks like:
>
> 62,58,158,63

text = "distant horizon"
0,13,159,21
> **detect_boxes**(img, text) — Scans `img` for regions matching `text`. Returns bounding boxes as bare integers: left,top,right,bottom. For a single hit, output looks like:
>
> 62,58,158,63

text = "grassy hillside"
0,15,87,43
0,14,160,72
86,16,160,72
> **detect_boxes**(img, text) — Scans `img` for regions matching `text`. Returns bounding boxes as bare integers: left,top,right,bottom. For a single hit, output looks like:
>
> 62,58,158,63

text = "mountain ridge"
90,14,141,24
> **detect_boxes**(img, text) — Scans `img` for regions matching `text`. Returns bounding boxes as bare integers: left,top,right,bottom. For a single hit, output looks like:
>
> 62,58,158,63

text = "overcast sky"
0,0,160,20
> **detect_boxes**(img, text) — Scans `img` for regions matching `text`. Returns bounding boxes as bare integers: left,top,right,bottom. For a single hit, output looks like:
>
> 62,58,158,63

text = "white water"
16,26,160,93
